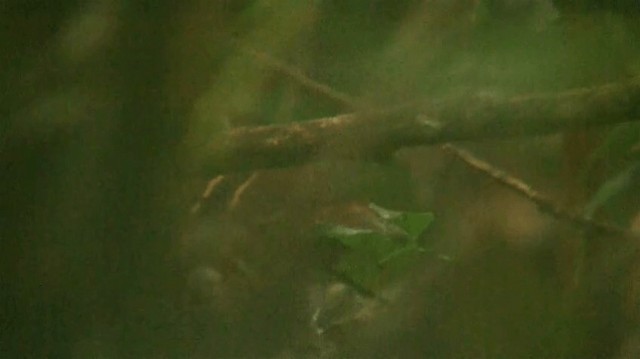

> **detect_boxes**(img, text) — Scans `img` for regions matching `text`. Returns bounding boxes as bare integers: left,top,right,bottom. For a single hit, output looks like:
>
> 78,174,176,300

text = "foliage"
317,203,436,294
4,0,640,357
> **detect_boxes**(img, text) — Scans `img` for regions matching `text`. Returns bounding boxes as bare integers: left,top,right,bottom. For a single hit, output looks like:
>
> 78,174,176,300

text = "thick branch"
204,78,640,174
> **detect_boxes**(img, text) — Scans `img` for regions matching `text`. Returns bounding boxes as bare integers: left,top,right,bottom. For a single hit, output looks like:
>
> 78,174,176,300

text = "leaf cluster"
317,203,439,295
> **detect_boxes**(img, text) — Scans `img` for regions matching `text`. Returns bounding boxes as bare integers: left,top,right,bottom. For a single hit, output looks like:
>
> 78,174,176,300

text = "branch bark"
204,78,640,175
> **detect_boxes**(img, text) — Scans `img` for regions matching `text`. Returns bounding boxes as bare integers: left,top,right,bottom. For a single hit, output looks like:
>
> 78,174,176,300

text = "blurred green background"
2,0,640,357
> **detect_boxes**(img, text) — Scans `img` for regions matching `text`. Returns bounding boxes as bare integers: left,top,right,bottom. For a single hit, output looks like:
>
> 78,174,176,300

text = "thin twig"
190,175,226,214
239,45,360,109
442,144,637,239
229,172,259,209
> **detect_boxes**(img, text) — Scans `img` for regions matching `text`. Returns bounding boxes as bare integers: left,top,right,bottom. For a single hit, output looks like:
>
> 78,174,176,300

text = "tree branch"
228,47,640,241
203,77,640,174
442,144,638,239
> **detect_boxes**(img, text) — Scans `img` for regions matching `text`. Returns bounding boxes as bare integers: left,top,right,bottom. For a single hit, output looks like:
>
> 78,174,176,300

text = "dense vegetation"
3,1,640,357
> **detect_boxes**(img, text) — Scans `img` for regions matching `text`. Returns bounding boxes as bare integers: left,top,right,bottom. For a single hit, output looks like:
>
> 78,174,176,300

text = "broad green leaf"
391,212,435,240
320,224,396,255
320,225,376,248
378,245,426,265
368,203,403,220
317,204,438,293
335,251,381,291
377,245,425,285
369,203,435,239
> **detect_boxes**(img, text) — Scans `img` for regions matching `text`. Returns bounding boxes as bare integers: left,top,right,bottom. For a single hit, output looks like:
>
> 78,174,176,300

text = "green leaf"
377,245,425,285
317,204,438,293
369,203,435,240
391,212,435,240
320,224,395,255
320,225,375,248
335,251,382,291
378,245,426,265
368,203,403,220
